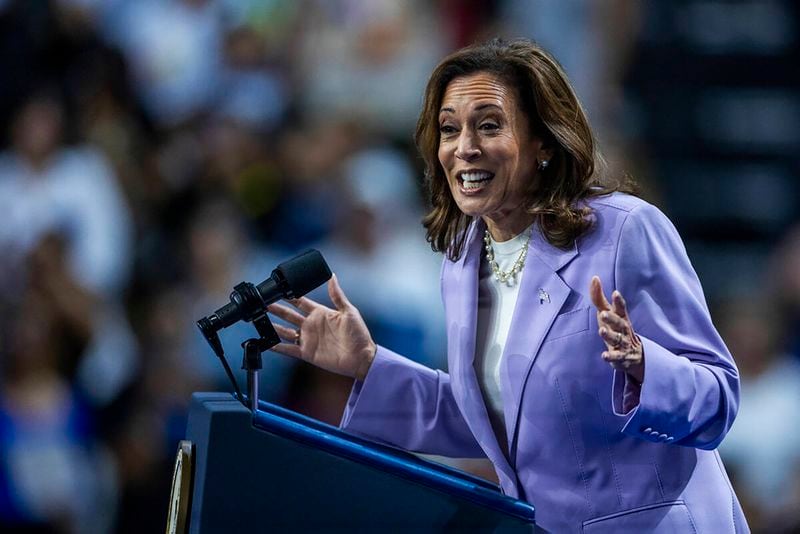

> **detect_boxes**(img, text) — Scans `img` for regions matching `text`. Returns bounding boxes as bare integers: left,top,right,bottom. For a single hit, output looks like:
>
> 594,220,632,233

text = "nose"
455,131,481,162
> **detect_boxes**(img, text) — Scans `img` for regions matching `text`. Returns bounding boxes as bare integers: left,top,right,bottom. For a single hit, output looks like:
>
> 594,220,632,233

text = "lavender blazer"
341,193,748,533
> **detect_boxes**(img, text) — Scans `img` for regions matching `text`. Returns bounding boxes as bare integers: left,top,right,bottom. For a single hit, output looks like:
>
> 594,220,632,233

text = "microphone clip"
230,281,267,323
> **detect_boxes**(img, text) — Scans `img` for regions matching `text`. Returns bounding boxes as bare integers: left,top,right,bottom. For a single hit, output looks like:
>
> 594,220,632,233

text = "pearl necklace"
483,229,531,285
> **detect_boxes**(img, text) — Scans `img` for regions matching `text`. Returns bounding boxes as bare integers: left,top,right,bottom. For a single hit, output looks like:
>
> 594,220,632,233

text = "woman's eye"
480,122,499,131
439,125,457,134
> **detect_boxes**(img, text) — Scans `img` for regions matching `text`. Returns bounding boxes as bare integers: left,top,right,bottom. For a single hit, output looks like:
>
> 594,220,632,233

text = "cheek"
437,144,450,170
502,144,529,183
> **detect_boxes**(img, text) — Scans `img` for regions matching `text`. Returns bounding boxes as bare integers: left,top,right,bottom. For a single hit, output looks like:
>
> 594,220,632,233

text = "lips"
457,169,494,191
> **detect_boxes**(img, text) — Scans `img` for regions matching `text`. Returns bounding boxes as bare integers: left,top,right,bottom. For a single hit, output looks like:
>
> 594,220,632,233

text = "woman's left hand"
590,276,644,383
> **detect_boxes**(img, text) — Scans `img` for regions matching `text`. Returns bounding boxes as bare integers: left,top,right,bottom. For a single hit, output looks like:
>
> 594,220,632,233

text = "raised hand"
268,274,377,380
589,276,644,383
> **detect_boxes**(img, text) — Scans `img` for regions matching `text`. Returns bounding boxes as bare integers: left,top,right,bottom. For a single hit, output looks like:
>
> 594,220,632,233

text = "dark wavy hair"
415,38,635,261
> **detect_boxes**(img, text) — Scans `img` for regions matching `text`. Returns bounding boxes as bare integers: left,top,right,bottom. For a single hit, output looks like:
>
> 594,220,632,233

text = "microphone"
196,249,332,354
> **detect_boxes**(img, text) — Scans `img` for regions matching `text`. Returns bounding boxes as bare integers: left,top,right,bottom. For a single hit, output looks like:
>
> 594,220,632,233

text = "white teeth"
460,171,492,183
463,180,484,190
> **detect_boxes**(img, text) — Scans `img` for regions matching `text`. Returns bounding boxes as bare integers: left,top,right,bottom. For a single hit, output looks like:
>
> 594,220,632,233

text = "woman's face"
437,72,548,239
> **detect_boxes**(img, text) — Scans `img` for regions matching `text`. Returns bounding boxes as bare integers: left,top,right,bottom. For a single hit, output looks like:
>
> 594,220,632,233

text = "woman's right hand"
268,274,377,380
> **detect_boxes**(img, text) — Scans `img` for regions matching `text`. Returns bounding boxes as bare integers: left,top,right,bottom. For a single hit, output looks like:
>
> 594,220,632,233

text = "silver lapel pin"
538,288,550,304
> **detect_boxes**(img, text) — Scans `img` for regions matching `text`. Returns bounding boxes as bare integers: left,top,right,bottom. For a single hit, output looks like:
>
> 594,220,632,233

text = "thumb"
590,276,612,311
328,273,351,311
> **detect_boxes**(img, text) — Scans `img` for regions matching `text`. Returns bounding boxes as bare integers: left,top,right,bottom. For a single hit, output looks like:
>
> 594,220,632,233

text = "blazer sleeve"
610,202,740,450
340,345,485,458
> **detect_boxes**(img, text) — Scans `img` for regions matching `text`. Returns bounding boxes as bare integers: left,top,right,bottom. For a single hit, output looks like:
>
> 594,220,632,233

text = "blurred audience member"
499,0,639,142
0,91,132,297
312,145,446,369
0,91,138,408
215,26,289,134
0,235,116,533
296,0,446,139
718,297,800,532
200,117,285,239
271,120,361,249
768,224,800,361
99,0,224,128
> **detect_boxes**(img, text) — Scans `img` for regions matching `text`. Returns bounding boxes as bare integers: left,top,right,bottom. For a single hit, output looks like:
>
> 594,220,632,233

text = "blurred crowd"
0,0,797,532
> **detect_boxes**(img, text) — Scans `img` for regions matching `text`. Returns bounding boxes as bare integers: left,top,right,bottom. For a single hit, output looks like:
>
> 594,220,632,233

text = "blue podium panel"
185,392,536,533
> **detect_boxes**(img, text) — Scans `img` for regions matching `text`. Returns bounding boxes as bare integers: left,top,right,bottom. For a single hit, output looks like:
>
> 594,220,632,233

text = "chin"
450,187,490,218
452,199,490,219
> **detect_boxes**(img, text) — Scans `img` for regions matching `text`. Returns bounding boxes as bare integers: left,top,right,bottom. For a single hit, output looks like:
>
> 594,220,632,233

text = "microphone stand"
242,313,281,413
240,314,280,413
199,282,281,412
241,340,262,412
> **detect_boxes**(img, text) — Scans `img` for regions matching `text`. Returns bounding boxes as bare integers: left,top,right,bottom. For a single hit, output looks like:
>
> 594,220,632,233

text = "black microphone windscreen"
275,249,332,298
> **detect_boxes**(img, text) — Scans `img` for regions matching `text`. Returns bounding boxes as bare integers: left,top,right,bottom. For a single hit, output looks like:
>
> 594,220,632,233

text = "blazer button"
658,434,669,441
666,437,675,443
649,431,660,438
643,427,653,433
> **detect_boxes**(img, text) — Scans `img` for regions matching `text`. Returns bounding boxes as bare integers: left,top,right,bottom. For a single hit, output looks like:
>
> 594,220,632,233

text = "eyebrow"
439,103,503,114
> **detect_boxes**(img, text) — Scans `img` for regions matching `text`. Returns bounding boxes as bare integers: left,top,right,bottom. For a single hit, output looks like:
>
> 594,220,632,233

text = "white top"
474,225,532,452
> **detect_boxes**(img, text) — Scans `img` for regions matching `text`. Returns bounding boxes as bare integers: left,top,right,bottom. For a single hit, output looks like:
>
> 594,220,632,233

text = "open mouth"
457,170,494,191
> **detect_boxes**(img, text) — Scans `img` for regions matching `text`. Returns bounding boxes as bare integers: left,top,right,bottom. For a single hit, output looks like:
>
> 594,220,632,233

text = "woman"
269,39,748,533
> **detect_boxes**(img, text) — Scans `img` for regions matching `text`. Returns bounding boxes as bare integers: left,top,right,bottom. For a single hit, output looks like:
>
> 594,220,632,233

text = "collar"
464,218,579,273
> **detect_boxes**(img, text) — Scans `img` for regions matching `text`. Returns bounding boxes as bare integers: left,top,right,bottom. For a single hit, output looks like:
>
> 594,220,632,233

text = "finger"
290,296,324,315
590,276,611,312
599,327,628,349
267,303,305,326
598,311,630,335
602,348,642,368
269,342,302,359
602,349,629,363
273,323,299,342
612,290,628,319
328,273,351,311
607,360,631,372
603,352,632,371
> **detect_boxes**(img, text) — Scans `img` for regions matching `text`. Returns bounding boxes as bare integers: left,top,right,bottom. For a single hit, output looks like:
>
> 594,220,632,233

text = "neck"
483,214,535,242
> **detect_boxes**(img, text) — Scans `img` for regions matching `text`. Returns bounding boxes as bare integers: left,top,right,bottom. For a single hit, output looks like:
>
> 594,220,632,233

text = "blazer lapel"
444,220,517,490
499,228,579,461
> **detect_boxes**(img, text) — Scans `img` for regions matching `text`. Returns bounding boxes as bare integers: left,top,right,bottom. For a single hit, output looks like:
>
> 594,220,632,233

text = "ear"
529,133,553,160
536,145,554,166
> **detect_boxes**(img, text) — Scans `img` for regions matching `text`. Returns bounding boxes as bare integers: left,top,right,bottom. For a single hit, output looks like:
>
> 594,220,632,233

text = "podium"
175,392,536,532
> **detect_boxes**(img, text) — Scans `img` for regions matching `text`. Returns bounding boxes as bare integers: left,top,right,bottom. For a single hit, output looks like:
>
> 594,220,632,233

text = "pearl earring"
538,160,549,171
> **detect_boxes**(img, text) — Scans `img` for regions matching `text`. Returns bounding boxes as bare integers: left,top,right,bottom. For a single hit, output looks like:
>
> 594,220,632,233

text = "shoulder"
576,193,687,269
588,192,660,217
586,192,677,237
